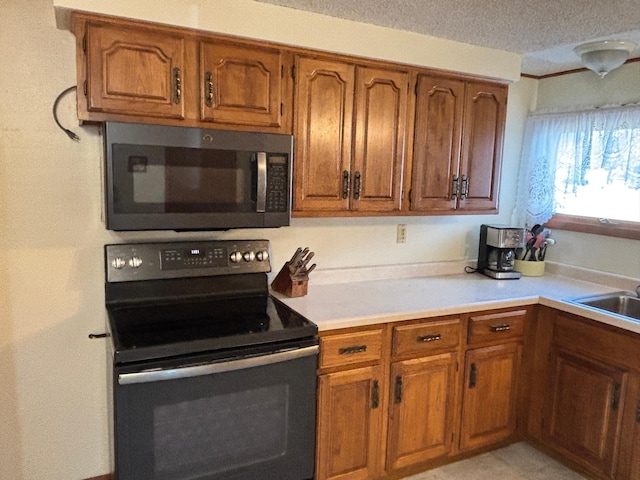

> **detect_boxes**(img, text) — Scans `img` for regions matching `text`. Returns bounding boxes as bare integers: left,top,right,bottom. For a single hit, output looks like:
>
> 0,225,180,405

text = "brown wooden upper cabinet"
199,40,285,128
293,56,408,214
73,14,291,133
410,74,507,213
81,19,187,120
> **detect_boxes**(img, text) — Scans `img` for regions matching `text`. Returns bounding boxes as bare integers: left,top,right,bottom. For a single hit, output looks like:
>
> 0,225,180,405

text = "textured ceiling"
253,0,640,76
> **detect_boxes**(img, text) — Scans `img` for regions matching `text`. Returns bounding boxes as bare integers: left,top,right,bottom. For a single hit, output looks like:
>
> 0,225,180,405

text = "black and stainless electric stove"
105,239,317,364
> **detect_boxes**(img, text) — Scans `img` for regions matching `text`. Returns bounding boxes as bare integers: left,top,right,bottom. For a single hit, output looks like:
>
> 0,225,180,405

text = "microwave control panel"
105,240,271,283
266,156,288,212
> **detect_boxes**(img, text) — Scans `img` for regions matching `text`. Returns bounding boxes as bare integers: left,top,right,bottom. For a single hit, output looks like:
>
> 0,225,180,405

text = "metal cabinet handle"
342,170,350,199
469,362,477,388
489,323,511,332
205,71,214,107
460,175,469,200
636,400,640,423
338,344,367,355
452,175,459,199
417,334,441,343
172,67,182,104
371,380,380,409
394,375,403,404
353,171,361,200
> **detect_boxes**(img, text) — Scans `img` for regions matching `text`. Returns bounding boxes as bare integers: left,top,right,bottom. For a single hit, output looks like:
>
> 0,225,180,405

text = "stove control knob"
229,251,243,263
111,257,126,269
256,251,269,261
243,251,256,262
128,256,143,268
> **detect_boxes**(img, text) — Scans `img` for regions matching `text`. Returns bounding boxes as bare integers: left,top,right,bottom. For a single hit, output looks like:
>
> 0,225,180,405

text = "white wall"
533,65,640,279
0,1,533,479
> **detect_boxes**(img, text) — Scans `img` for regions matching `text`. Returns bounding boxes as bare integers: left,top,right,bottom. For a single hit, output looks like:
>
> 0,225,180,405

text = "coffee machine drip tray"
481,268,522,280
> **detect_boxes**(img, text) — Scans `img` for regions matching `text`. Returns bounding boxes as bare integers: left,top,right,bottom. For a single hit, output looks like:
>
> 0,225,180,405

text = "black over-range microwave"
102,122,293,231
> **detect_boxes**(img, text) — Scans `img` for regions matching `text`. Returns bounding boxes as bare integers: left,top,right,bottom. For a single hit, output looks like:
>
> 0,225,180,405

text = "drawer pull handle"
338,345,367,355
489,323,511,332
636,400,640,423
371,380,379,409
417,333,441,343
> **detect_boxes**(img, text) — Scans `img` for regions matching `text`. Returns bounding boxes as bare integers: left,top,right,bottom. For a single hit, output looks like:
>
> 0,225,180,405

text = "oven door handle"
118,345,318,385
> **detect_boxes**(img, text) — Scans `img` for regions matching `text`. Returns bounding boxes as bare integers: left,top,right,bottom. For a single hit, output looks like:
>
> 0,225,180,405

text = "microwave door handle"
256,152,267,213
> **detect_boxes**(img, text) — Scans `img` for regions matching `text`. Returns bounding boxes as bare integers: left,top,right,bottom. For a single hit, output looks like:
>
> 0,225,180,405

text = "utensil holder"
514,260,545,277
271,262,309,297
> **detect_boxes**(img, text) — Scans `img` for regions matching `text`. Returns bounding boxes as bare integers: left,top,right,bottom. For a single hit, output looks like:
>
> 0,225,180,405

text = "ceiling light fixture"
574,40,637,78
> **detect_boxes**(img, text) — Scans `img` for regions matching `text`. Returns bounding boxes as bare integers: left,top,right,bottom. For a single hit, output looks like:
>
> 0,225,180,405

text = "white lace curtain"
513,105,640,226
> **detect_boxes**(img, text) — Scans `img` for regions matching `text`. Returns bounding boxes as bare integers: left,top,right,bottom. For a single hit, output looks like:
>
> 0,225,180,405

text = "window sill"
546,214,640,241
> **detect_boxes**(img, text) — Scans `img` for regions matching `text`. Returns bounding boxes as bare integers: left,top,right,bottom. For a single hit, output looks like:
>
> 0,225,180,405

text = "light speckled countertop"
271,261,640,335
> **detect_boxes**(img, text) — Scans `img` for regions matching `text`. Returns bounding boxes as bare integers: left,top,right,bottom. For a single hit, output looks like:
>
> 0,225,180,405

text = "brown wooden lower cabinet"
459,342,522,452
387,352,458,470
316,365,385,480
543,347,627,479
529,309,640,480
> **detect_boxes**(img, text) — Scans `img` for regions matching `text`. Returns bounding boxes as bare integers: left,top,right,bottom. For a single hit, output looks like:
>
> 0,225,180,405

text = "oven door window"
111,144,257,214
115,350,317,480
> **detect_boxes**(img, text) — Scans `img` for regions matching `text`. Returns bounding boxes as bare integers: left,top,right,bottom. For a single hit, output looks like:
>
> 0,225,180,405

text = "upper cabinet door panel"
460,82,507,211
200,41,284,128
410,75,464,212
85,22,185,119
293,57,354,212
352,67,408,212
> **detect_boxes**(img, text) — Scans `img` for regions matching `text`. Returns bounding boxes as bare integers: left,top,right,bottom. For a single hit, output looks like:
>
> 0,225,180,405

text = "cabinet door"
200,41,286,129
316,365,384,480
387,353,458,471
293,57,354,212
460,342,521,451
84,21,185,119
410,74,464,212
351,67,408,212
544,348,627,479
459,81,506,212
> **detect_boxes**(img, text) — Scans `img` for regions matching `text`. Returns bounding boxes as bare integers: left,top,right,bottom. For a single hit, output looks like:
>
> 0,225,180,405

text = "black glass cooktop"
107,295,317,364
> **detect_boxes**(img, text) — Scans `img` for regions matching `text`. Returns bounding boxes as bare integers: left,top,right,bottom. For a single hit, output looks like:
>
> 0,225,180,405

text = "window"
514,105,640,240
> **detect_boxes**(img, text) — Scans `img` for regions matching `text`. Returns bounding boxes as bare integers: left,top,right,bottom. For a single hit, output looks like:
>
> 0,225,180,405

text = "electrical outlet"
396,224,406,243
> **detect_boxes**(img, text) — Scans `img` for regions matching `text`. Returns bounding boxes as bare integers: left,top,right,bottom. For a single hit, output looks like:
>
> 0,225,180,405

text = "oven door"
113,343,318,480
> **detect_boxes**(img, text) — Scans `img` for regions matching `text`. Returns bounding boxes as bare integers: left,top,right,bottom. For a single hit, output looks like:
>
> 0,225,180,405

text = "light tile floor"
402,442,587,480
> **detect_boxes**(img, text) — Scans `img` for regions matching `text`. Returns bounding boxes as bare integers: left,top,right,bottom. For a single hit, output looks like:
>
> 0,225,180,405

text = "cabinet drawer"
467,309,527,345
392,318,461,358
320,329,383,369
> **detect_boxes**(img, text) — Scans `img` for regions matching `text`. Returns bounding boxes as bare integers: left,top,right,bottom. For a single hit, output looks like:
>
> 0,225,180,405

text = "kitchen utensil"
529,234,546,262
523,237,536,261
531,224,544,236
538,242,548,261
289,247,302,264
294,252,314,275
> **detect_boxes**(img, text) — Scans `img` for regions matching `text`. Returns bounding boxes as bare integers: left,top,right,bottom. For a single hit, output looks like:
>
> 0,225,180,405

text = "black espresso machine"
477,224,525,279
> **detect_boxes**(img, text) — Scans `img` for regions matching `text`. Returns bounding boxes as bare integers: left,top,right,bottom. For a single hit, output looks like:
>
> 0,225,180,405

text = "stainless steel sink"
571,291,640,321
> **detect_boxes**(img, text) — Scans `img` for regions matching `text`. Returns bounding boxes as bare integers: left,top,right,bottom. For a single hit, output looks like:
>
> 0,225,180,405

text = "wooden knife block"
271,262,309,298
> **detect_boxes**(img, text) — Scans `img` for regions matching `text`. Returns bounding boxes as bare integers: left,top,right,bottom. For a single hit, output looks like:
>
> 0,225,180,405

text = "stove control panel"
106,240,271,283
